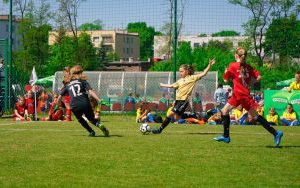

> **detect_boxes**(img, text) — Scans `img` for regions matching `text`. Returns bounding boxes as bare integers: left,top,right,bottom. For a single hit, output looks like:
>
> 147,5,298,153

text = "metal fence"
53,71,218,111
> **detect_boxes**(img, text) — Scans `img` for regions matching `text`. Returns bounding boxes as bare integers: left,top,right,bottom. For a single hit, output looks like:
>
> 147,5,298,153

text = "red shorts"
64,96,70,104
227,93,258,111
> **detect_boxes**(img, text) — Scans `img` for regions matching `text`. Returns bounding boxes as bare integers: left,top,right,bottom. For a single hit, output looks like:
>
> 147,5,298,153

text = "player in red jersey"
214,47,283,147
13,96,28,121
62,67,72,121
42,94,65,121
25,91,35,120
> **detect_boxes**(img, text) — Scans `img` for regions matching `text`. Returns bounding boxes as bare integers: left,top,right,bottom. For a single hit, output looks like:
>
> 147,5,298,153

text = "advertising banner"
264,90,300,118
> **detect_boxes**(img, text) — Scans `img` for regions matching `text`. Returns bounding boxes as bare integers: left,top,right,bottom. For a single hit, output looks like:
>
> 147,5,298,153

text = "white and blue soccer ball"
139,123,151,134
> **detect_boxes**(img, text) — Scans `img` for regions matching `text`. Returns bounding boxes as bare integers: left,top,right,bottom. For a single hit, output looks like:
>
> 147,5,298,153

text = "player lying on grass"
59,65,109,137
213,47,283,146
151,59,215,134
42,94,65,121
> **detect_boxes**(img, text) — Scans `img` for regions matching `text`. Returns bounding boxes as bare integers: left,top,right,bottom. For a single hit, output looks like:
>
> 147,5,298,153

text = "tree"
48,32,100,75
265,16,300,61
27,0,53,27
212,30,240,37
229,0,276,65
160,0,189,59
127,22,159,60
78,19,103,31
57,0,85,38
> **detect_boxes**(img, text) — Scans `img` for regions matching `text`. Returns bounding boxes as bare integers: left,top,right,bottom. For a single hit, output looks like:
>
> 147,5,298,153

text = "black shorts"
172,100,189,116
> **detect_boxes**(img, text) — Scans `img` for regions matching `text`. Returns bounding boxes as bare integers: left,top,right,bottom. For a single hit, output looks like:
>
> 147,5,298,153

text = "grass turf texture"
0,115,299,187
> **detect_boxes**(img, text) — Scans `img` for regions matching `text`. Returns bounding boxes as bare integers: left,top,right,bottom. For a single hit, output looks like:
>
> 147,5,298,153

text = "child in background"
62,67,72,121
207,112,222,125
13,96,28,121
266,107,278,126
136,102,155,123
281,104,299,126
25,91,35,121
90,97,101,121
42,94,65,121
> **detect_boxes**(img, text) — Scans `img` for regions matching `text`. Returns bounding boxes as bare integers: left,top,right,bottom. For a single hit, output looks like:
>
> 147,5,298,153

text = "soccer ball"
139,123,151,134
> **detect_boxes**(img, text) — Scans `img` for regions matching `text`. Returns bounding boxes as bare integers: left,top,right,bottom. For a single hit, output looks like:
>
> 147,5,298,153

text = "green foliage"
265,16,300,59
151,39,299,89
47,32,100,75
127,22,159,60
177,42,193,66
13,19,52,83
78,20,103,31
151,41,234,84
198,33,207,37
212,30,240,37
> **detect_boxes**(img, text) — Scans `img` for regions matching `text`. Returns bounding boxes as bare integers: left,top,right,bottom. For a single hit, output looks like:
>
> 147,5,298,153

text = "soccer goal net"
53,71,218,111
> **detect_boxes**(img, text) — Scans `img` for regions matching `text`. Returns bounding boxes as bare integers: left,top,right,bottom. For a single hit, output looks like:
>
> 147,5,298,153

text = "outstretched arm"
88,89,101,103
195,59,215,79
160,83,175,88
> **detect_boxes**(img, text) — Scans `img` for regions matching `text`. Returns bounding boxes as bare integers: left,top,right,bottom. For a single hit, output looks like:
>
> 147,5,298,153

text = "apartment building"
0,15,21,52
154,35,251,59
49,30,140,61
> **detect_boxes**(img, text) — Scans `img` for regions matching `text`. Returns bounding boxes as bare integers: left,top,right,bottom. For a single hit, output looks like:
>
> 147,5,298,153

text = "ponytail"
180,64,195,75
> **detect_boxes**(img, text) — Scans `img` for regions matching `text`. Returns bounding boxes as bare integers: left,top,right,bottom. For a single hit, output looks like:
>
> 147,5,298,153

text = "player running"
60,65,109,137
213,47,283,146
151,59,215,134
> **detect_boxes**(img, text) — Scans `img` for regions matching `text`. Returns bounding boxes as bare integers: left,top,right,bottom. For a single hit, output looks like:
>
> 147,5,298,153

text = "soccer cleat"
213,135,231,143
89,131,96,137
97,123,109,137
151,128,162,134
274,130,283,147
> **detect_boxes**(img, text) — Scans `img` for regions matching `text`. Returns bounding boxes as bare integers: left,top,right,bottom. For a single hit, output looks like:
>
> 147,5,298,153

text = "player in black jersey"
60,65,109,137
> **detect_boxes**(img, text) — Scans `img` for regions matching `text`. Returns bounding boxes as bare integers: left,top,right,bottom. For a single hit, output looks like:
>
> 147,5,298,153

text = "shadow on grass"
266,145,300,148
188,132,222,135
73,134,123,138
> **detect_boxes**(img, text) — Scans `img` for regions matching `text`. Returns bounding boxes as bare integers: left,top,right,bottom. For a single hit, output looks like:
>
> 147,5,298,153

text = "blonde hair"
180,64,195,75
235,47,247,63
70,65,87,80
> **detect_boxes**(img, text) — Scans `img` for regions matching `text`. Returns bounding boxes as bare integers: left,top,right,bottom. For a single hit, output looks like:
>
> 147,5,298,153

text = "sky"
0,0,251,35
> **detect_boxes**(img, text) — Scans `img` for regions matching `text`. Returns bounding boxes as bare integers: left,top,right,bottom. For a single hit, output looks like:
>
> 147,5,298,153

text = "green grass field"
0,115,299,187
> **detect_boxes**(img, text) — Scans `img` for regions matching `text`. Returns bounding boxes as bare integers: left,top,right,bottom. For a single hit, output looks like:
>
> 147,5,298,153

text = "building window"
102,35,113,43
123,48,125,53
93,36,100,42
131,38,133,43
131,48,133,54
127,37,130,44
127,48,129,54
194,43,200,48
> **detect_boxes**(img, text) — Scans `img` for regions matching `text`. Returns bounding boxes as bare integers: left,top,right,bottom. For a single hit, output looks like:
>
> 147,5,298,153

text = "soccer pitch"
0,115,299,187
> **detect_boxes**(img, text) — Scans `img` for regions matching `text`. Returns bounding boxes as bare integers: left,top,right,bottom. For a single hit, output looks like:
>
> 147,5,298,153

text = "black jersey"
60,79,92,108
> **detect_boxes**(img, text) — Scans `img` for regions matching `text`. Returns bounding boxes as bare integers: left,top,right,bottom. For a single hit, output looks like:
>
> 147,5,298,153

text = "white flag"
29,66,38,86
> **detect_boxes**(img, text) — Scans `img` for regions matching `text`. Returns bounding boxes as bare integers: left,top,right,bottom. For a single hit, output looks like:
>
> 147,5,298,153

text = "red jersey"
15,103,26,116
26,98,35,114
223,62,260,97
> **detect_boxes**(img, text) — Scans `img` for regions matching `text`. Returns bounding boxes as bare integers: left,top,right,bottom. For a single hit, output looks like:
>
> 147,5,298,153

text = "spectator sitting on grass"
266,107,279,126
136,102,155,123
207,112,222,125
13,96,29,121
280,104,299,126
